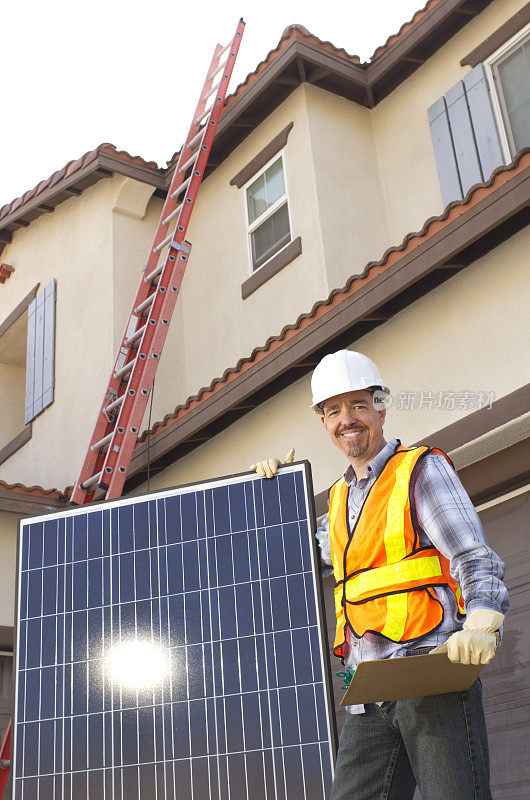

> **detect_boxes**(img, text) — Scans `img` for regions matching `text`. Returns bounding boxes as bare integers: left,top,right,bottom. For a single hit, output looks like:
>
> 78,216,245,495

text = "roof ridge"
136,147,530,444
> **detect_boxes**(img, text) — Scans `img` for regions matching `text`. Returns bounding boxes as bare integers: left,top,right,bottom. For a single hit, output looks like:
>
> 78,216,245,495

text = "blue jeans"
330,679,491,800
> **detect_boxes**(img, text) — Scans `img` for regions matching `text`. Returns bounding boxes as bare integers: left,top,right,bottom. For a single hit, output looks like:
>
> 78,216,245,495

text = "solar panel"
14,462,337,799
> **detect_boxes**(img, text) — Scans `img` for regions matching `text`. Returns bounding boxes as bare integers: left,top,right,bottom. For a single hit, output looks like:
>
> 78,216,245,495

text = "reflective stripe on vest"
345,554,443,603
329,444,465,657
383,449,417,640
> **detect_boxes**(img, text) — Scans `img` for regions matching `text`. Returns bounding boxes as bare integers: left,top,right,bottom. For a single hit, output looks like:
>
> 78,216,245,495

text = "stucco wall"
303,84,391,292
0,176,121,490
0,511,18,628
136,225,530,498
371,0,528,247
142,84,329,429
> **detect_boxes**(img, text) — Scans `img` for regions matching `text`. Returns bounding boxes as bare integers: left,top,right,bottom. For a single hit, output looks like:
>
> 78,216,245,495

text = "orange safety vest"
329,443,465,659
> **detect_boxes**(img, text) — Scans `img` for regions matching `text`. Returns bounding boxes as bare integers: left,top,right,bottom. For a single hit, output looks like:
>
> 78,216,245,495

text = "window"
486,23,530,160
0,308,28,454
246,156,291,271
0,280,56,464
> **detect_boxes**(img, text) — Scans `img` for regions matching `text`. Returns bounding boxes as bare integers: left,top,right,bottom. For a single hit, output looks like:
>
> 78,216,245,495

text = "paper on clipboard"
340,646,484,706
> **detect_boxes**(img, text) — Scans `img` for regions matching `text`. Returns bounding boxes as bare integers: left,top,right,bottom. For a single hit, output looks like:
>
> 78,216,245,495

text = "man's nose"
340,407,361,425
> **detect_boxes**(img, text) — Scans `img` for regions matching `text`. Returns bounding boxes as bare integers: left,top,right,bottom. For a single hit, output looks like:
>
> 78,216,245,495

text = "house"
1,0,529,795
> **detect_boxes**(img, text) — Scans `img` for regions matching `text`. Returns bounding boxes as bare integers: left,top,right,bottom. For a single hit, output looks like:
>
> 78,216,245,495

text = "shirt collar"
344,438,399,486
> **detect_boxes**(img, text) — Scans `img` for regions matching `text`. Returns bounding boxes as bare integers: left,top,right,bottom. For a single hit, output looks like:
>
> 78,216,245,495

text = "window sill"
0,424,32,467
241,236,302,299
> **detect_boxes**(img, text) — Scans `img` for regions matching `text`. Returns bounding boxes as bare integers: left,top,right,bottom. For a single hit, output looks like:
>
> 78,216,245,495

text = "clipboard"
340,648,484,706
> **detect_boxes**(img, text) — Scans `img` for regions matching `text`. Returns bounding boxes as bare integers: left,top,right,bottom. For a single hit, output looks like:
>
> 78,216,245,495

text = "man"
250,349,508,800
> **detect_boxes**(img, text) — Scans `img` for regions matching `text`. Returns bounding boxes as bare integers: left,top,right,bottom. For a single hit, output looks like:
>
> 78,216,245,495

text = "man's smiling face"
321,389,386,464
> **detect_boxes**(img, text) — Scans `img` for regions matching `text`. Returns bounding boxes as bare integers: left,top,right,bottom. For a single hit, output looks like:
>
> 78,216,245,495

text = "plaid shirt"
316,438,509,714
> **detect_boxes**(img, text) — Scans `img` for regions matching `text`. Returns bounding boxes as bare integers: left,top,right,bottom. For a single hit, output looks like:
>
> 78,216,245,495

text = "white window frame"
243,151,293,274
484,21,530,163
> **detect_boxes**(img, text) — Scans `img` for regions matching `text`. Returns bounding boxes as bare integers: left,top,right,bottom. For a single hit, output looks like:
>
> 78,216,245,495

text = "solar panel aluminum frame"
13,460,338,799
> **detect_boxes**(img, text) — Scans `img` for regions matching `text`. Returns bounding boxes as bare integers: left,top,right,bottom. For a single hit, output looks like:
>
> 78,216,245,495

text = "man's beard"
338,428,369,459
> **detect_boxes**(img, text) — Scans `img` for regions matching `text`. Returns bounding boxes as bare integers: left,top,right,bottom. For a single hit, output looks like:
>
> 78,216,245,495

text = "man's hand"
443,609,505,665
249,448,295,478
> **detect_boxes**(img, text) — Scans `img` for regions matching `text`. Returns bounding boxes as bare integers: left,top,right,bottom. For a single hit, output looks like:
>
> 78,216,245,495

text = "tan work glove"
441,609,505,665
249,448,295,478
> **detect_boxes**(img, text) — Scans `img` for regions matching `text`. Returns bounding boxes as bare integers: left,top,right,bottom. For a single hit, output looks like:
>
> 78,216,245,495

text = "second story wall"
303,84,391,292
372,0,528,246
0,176,122,490
137,84,330,429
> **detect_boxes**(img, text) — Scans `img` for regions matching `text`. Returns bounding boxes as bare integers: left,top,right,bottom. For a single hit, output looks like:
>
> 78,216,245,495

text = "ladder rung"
91,432,113,453
114,357,137,379
135,294,155,314
194,103,214,126
153,233,172,254
80,471,104,491
171,175,191,200
209,58,228,81
187,127,205,151
163,202,183,227
144,262,164,283
201,80,221,103
179,150,198,175
124,324,147,347
217,41,231,59
105,394,125,414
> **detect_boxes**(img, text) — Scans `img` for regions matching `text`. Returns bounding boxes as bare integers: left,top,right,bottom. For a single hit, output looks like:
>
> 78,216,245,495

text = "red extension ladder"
71,18,245,505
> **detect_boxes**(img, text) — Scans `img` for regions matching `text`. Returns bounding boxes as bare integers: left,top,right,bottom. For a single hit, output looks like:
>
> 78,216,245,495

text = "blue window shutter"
42,279,56,411
428,97,463,206
24,298,37,424
24,279,56,423
464,63,505,182
444,80,483,196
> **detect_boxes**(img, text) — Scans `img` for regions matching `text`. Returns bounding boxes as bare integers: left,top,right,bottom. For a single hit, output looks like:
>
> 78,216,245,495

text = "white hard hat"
310,350,389,410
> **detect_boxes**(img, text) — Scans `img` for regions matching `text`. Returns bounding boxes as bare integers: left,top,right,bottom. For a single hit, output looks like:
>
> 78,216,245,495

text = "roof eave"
0,152,165,259
0,488,69,516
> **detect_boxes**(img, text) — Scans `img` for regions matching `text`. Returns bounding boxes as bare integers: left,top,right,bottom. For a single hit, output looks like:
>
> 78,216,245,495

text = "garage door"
478,486,530,800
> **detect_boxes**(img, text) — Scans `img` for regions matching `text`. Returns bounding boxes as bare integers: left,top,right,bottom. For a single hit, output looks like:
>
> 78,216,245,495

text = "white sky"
1,0,423,209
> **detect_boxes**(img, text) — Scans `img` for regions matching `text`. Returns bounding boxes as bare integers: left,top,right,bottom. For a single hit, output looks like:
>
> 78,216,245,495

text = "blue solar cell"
14,463,335,798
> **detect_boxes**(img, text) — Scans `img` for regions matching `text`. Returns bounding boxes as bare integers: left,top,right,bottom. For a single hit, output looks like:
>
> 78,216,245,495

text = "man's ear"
379,408,387,426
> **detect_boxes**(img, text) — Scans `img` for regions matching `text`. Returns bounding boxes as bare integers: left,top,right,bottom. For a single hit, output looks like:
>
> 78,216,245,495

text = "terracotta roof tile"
0,144,162,223
369,0,444,61
0,479,69,502
224,24,362,111
137,147,530,444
